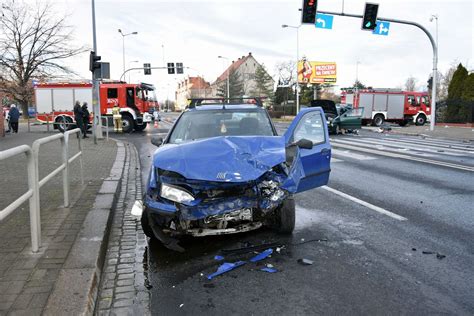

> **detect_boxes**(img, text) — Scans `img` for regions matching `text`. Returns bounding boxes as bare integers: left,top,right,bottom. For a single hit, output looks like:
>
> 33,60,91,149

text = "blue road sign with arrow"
373,21,390,36
315,13,334,30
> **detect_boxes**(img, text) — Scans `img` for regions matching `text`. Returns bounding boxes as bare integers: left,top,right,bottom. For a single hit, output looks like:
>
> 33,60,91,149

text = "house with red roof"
175,76,212,111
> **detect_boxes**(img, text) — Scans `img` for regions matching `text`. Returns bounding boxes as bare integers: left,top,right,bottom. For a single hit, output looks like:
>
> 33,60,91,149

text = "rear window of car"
168,109,275,143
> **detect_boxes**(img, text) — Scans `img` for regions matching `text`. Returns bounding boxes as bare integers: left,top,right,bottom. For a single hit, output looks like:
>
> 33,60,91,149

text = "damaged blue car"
140,98,331,252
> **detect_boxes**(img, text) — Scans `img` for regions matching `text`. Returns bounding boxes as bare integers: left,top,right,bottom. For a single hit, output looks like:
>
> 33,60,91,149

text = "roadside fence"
0,128,84,253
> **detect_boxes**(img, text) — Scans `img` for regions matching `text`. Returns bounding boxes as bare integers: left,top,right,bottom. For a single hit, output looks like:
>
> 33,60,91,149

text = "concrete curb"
43,140,125,316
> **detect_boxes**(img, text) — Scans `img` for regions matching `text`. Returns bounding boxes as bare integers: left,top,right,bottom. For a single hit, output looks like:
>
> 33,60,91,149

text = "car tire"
415,114,426,126
275,197,295,234
135,123,147,132
121,114,134,133
141,209,154,239
373,114,385,127
56,116,72,133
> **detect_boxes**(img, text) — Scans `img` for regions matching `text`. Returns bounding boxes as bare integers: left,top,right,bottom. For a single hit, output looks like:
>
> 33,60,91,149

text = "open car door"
283,108,331,193
339,107,364,130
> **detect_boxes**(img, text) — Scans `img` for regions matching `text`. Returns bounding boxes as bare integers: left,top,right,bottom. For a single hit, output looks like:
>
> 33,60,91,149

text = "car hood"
153,136,287,182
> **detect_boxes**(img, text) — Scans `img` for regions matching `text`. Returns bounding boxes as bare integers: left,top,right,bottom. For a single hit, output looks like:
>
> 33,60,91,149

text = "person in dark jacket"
73,101,86,138
8,104,20,133
82,102,90,137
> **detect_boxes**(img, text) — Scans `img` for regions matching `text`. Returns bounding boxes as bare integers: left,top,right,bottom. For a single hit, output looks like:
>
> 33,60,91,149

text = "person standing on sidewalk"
112,104,122,133
8,104,20,133
73,101,86,138
82,102,90,138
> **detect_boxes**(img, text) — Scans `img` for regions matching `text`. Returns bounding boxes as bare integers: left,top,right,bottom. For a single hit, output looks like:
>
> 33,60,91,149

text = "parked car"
310,100,364,134
138,98,332,252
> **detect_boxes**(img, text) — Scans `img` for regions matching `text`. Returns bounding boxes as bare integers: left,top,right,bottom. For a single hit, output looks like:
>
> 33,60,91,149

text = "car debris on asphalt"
250,248,273,262
207,261,246,280
297,258,314,265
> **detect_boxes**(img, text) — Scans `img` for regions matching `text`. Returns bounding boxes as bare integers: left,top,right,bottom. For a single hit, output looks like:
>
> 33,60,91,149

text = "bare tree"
404,76,418,91
0,0,87,113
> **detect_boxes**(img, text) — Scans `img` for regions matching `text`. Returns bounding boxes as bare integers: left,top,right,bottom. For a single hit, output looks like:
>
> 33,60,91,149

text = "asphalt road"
115,114,474,315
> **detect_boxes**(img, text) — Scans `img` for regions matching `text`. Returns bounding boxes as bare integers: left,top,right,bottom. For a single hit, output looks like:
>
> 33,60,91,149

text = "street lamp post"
118,29,138,76
218,56,230,99
430,14,439,131
128,60,139,83
282,24,301,114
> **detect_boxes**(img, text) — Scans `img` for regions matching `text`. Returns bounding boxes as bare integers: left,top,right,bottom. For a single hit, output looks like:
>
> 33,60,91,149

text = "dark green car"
310,100,364,134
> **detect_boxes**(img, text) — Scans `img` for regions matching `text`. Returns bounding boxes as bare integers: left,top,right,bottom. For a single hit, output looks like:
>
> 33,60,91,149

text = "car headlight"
160,183,194,203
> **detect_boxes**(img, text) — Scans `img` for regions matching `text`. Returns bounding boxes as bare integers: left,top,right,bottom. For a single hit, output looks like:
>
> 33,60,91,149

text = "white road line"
322,186,408,221
384,135,474,150
332,148,377,160
331,158,343,163
331,141,474,172
366,137,474,154
348,138,469,157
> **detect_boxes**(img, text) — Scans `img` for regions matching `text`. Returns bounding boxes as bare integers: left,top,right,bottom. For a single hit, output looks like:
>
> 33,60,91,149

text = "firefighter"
112,104,122,133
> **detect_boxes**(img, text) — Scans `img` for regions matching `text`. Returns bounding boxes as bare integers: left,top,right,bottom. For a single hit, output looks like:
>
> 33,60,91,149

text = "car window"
293,111,325,144
168,108,274,143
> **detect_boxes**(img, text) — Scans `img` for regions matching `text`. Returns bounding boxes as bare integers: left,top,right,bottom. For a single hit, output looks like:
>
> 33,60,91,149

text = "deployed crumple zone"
140,99,331,251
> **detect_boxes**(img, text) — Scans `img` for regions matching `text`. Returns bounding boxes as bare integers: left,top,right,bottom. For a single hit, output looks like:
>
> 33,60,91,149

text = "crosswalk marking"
331,148,377,161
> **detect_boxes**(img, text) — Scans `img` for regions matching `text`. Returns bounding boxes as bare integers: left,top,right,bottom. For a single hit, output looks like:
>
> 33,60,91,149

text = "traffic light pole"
317,10,438,131
91,0,103,144
119,67,168,82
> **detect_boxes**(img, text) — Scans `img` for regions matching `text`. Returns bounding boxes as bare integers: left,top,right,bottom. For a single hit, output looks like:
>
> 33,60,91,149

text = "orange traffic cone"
154,120,158,128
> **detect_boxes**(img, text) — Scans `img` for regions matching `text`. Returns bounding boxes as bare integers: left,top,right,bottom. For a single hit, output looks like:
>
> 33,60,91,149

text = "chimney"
248,52,252,56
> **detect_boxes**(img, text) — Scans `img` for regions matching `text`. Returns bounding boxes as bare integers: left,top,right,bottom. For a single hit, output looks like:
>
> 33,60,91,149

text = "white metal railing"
0,128,84,253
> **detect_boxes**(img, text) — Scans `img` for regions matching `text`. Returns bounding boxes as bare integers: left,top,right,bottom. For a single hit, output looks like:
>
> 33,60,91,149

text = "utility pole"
91,0,103,143
317,9,438,131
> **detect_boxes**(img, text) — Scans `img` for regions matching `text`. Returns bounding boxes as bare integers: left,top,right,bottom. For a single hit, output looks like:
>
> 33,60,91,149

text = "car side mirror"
151,136,163,147
294,138,313,149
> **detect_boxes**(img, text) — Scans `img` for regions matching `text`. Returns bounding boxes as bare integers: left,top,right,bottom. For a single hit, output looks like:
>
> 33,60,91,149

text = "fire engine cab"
34,81,157,133
341,89,431,127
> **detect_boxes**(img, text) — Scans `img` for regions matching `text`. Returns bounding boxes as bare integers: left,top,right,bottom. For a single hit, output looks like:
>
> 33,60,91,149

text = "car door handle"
320,148,330,154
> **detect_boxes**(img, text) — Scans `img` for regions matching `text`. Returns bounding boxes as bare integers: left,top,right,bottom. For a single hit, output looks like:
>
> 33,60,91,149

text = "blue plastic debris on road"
214,255,224,261
250,248,273,262
207,261,246,280
260,267,278,273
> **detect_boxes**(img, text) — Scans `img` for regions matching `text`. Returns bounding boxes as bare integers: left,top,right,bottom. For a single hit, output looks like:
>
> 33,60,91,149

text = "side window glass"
293,112,325,144
407,95,415,105
416,96,421,106
107,88,118,98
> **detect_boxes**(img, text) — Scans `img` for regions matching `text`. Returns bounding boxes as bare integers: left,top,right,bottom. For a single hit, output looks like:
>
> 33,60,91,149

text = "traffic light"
176,63,184,74
167,63,175,74
301,0,318,24
89,51,101,72
144,63,151,75
427,77,433,91
361,3,379,30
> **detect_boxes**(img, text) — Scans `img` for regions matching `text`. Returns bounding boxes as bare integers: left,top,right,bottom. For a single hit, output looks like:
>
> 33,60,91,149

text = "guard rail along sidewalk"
0,128,84,253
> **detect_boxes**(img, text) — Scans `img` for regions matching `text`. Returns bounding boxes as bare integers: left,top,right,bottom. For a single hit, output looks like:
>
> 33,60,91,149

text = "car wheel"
56,116,71,133
415,114,426,126
141,209,154,238
275,197,295,234
373,114,385,127
121,114,134,133
134,123,147,132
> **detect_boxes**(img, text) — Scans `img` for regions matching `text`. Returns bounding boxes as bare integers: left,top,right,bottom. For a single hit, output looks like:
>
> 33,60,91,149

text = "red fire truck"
34,81,158,133
341,89,431,126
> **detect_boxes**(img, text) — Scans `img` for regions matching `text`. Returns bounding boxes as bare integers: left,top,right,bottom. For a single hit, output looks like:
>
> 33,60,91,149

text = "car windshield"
168,108,274,144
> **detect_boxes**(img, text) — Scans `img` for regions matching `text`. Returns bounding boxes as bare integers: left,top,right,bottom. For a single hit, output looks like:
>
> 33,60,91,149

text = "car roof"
187,104,262,111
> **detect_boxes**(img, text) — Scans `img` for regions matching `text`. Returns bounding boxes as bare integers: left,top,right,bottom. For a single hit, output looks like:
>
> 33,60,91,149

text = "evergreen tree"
353,80,366,89
216,68,244,99
459,73,474,123
446,63,468,121
252,64,274,98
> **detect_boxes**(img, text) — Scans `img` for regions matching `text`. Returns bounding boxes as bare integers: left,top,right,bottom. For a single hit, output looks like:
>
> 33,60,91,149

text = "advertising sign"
298,60,337,84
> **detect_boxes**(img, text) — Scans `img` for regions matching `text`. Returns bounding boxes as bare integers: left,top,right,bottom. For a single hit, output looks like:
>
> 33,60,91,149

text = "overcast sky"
47,0,473,100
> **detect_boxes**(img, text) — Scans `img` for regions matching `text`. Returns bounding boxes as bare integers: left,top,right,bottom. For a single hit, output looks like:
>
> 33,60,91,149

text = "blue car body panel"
145,106,331,221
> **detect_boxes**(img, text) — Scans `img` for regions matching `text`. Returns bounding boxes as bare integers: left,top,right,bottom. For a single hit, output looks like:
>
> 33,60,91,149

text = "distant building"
211,52,274,98
175,76,212,111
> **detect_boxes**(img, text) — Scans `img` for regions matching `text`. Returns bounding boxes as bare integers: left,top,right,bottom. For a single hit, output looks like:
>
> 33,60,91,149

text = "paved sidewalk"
95,142,151,315
386,125,474,141
0,132,117,315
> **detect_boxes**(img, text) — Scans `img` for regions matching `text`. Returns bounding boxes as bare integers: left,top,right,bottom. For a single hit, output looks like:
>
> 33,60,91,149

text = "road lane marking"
331,158,343,163
332,148,377,160
331,141,474,172
322,186,408,221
